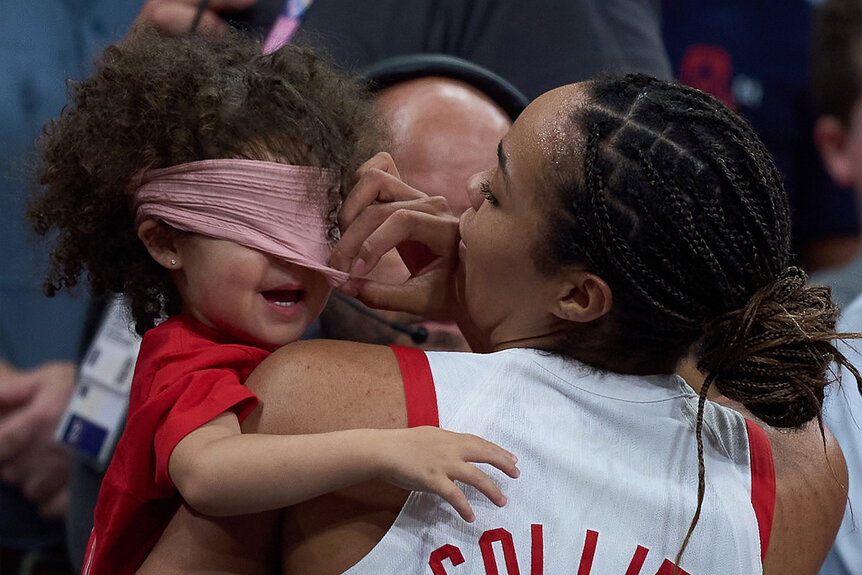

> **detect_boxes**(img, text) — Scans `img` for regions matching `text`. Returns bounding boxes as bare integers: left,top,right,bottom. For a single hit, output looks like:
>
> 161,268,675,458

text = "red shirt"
82,315,269,575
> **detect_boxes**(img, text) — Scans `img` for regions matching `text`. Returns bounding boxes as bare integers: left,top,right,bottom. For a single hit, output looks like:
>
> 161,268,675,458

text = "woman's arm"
712,396,848,575
763,420,847,575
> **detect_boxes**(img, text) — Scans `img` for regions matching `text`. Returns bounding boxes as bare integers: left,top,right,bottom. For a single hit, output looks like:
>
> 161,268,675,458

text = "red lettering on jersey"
480,528,521,575
428,526,687,575
624,545,649,575
531,524,543,575
654,558,691,575
576,529,599,575
429,544,465,575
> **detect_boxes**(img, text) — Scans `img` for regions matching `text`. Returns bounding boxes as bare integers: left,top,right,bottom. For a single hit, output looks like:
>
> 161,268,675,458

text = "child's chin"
264,325,313,350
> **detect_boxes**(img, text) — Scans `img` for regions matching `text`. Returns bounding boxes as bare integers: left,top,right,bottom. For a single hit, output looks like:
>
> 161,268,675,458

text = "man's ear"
814,115,856,187
552,270,612,324
137,219,181,270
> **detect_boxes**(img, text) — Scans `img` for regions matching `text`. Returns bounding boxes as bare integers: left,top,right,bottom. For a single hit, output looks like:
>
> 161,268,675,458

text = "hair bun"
697,266,841,427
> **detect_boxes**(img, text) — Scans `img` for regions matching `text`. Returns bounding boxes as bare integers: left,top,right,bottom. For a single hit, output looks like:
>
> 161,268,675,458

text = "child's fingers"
452,464,508,509
438,481,475,523
474,451,520,480
458,434,520,479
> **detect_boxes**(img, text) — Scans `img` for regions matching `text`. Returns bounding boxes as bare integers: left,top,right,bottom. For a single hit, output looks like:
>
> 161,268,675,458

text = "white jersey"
345,347,774,575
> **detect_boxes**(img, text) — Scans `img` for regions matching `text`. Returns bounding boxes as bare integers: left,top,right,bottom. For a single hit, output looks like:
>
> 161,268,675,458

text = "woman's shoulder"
242,340,410,434
763,418,847,575
259,339,398,387
704,394,847,574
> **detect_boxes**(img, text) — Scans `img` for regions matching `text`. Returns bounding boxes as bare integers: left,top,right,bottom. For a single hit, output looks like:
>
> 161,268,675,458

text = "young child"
29,29,518,575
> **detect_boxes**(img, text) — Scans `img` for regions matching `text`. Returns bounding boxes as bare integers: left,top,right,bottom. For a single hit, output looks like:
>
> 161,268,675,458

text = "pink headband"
132,159,349,286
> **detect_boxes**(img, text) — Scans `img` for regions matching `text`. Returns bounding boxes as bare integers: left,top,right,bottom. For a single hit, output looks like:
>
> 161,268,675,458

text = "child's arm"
169,412,519,522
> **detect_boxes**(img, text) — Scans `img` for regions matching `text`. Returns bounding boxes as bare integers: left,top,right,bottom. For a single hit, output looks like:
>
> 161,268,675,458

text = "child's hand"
375,426,519,522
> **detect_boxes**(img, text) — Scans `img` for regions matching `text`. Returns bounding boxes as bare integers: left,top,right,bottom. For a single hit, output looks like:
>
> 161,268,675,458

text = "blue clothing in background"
0,0,139,559
662,0,860,256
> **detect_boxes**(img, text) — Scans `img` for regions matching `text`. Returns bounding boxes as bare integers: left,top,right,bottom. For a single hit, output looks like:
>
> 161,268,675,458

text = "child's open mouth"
262,289,303,307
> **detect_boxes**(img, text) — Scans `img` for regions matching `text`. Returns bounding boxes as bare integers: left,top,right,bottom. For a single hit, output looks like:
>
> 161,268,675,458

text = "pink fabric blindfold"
132,159,349,286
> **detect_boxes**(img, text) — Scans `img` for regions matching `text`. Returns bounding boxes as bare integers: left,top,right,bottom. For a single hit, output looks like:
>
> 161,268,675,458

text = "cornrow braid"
537,73,862,567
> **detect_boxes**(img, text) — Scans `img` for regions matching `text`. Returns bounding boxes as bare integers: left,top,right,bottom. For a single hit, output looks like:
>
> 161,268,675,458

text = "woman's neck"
493,317,681,376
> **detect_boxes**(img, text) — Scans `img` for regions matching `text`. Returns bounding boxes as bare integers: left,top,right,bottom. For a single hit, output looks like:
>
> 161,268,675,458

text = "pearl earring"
170,259,177,266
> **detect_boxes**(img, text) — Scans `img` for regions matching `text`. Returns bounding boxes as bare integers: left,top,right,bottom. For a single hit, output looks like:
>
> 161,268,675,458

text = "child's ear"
137,219,182,270
552,270,613,324
814,115,856,187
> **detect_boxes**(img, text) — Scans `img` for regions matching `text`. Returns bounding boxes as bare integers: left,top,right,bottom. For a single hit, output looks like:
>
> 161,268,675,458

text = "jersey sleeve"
390,345,439,428
745,419,776,561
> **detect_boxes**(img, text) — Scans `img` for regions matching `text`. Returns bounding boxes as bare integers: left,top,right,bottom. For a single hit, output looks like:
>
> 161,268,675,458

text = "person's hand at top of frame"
331,152,462,323
0,358,74,518
133,0,257,38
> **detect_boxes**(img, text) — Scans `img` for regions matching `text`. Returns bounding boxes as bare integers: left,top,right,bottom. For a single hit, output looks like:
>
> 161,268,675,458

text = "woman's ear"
814,115,856,187
137,219,181,270
552,270,612,323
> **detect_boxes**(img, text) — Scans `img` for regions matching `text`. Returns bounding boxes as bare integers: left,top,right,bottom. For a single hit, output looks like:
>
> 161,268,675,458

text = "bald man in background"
377,77,509,217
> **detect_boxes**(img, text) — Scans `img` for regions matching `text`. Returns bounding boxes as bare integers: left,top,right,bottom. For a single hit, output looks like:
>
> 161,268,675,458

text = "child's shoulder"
140,314,268,367
144,315,244,348
140,315,207,353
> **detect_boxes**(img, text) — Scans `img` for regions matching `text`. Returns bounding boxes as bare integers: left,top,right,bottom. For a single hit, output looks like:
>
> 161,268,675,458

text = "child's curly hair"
29,27,381,334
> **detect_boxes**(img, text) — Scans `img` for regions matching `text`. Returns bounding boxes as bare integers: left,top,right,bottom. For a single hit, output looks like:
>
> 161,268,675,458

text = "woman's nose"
466,171,489,211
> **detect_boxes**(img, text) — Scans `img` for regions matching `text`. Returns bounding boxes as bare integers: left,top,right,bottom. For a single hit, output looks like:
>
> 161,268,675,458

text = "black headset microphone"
331,292,429,344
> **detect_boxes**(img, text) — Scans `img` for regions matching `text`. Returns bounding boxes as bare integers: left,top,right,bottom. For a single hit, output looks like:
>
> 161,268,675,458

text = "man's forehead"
376,77,511,130
376,77,511,212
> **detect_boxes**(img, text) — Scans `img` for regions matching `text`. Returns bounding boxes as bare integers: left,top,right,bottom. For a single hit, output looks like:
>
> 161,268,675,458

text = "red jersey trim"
390,345,439,428
745,419,776,561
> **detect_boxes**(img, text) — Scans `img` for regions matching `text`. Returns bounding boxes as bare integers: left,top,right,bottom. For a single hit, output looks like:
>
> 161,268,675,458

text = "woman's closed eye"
479,180,498,206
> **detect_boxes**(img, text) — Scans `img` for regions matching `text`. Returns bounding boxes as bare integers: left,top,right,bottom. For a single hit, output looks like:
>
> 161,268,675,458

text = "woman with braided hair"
142,74,860,575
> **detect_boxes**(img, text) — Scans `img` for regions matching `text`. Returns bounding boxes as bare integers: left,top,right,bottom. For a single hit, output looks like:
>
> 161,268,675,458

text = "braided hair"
538,73,862,563
29,28,380,334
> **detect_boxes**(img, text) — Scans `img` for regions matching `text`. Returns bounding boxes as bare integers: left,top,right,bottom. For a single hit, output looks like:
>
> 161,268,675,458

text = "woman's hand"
331,152,463,322
375,426,519,523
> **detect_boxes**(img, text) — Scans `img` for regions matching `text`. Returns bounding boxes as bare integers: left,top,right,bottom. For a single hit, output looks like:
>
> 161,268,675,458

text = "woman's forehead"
524,83,587,127
507,82,587,168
